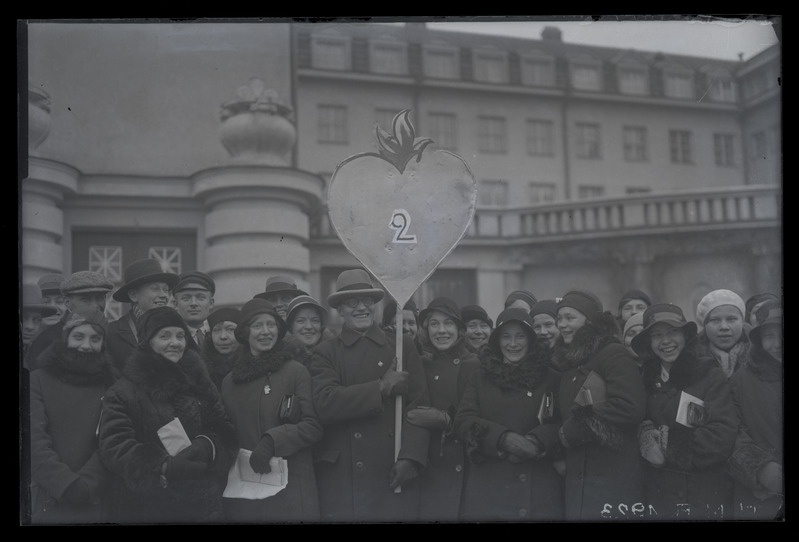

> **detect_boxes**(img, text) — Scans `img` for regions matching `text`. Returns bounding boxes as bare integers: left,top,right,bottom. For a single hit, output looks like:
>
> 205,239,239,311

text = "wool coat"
25,312,69,371
552,313,647,521
105,312,139,377
639,342,738,520
98,348,237,524
455,345,563,522
416,340,478,522
29,343,114,524
309,322,431,523
727,343,783,520
220,343,323,523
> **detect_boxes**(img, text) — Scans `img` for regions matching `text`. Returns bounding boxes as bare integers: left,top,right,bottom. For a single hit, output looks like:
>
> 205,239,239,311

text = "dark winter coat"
551,312,647,521
639,341,738,520
455,344,563,522
220,343,323,523
25,312,69,371
29,342,114,524
98,347,237,523
417,340,479,522
727,344,783,520
309,322,431,523
105,312,138,377
200,339,239,392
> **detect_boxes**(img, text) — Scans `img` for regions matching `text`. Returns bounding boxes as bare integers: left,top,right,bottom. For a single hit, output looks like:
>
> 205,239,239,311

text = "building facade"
22,21,781,321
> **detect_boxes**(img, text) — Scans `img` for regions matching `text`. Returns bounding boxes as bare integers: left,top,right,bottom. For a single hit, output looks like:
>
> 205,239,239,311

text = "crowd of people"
21,258,783,523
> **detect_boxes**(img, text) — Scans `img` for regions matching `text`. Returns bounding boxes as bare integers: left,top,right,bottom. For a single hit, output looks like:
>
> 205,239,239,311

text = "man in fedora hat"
308,268,431,522
21,283,59,366
253,275,308,321
105,258,179,373
172,271,215,350
25,271,115,372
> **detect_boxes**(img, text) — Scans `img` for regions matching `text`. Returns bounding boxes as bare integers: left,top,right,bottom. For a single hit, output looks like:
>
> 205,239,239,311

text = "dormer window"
311,35,352,71
473,48,509,83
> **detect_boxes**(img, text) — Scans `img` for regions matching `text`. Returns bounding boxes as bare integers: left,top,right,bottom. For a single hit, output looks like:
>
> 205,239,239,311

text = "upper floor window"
311,36,351,71
669,130,694,164
570,61,602,91
427,112,458,151
317,105,348,144
370,40,408,75
664,69,694,99
618,65,650,95
478,179,509,206
623,126,648,162
423,45,459,79
626,187,652,195
528,182,557,204
478,116,507,154
714,133,736,166
473,49,509,84
521,54,556,87
526,119,554,156
708,75,737,103
577,185,605,199
575,123,602,159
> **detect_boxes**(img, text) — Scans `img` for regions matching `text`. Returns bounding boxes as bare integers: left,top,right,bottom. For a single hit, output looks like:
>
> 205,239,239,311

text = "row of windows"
477,179,655,206
307,35,738,103
318,105,740,166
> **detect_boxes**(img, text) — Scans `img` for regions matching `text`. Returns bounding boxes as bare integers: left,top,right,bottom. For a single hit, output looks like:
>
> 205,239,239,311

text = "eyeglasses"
342,297,376,309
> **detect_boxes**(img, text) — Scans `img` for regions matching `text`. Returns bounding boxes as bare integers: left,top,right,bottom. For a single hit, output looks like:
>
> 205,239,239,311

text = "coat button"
455,465,463,473
355,461,364,469
354,432,362,439
519,473,527,482
518,508,528,517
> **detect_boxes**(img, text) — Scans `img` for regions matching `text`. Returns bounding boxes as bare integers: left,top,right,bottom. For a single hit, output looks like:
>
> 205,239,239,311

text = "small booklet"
676,391,707,427
223,449,289,500
537,392,555,424
574,370,607,407
157,417,192,456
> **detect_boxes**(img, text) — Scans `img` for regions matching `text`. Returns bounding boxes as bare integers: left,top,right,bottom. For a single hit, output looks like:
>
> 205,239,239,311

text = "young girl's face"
759,324,782,362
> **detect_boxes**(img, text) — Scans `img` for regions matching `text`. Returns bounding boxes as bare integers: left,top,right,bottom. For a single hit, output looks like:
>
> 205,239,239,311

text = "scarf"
230,343,293,383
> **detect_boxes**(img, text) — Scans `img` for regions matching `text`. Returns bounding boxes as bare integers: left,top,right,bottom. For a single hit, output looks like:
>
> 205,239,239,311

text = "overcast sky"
422,16,780,62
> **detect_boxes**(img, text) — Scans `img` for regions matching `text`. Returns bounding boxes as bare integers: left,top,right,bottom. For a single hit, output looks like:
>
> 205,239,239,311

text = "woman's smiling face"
557,307,587,345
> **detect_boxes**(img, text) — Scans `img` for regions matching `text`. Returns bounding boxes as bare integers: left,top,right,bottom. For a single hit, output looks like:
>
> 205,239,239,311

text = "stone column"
752,243,782,297
21,86,78,284
193,79,323,308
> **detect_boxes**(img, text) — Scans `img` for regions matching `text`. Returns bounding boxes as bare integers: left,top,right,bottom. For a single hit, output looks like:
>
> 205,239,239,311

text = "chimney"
541,26,562,42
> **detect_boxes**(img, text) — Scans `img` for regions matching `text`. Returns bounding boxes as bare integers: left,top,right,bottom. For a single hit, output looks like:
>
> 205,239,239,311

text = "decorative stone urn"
28,85,52,150
218,78,297,165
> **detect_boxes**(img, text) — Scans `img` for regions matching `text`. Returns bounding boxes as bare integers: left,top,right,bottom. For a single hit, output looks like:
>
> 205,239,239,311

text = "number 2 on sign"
389,209,417,244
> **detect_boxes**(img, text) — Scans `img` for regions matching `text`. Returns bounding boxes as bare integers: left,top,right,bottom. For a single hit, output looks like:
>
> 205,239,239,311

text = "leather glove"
62,478,91,505
638,420,665,466
175,437,214,465
499,431,540,461
379,358,409,399
406,406,452,431
167,453,208,481
757,461,783,496
249,434,276,474
389,458,420,489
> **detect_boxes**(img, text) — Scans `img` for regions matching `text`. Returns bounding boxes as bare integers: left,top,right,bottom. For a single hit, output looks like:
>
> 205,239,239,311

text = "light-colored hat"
326,269,384,308
695,289,746,329
37,274,64,296
60,271,114,295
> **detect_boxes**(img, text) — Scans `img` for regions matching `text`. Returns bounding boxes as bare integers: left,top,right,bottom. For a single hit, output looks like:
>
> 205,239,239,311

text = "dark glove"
249,434,276,474
167,453,208,481
389,458,420,489
176,437,214,465
62,478,91,505
499,431,539,461
406,406,452,431
379,358,409,399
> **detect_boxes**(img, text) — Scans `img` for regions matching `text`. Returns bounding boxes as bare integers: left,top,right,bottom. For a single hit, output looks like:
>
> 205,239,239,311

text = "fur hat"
253,275,308,301
557,290,603,321
174,271,215,295
617,289,652,312
461,305,493,328
62,312,106,341
285,295,328,329
631,303,697,357
207,308,240,331
530,299,558,320
327,269,385,309
37,274,64,296
488,308,536,351
136,306,190,348
21,283,58,316
113,259,179,302
504,290,538,311
695,289,746,329
234,298,287,344
60,271,114,296
419,297,464,330
748,301,782,345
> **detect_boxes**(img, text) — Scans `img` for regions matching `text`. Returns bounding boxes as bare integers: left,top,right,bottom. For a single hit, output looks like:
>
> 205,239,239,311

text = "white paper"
675,391,705,428
157,417,192,456
223,448,288,500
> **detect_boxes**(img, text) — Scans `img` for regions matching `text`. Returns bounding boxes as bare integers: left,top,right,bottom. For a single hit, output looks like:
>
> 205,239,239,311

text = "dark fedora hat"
254,275,308,301
112,258,180,302
327,269,384,308
22,283,58,317
631,303,698,357
419,297,464,330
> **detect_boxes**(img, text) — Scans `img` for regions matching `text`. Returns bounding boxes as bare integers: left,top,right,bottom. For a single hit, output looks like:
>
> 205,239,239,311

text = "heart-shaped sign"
327,110,477,308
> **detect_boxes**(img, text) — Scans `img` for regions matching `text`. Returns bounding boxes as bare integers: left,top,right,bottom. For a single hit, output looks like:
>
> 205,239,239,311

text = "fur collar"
39,342,113,386
422,338,472,365
552,311,620,371
640,338,715,392
123,347,216,403
201,340,239,381
230,342,294,383
478,342,551,391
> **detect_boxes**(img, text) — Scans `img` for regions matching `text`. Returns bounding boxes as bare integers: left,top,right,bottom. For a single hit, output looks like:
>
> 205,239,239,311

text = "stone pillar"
193,79,323,308
21,86,78,284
